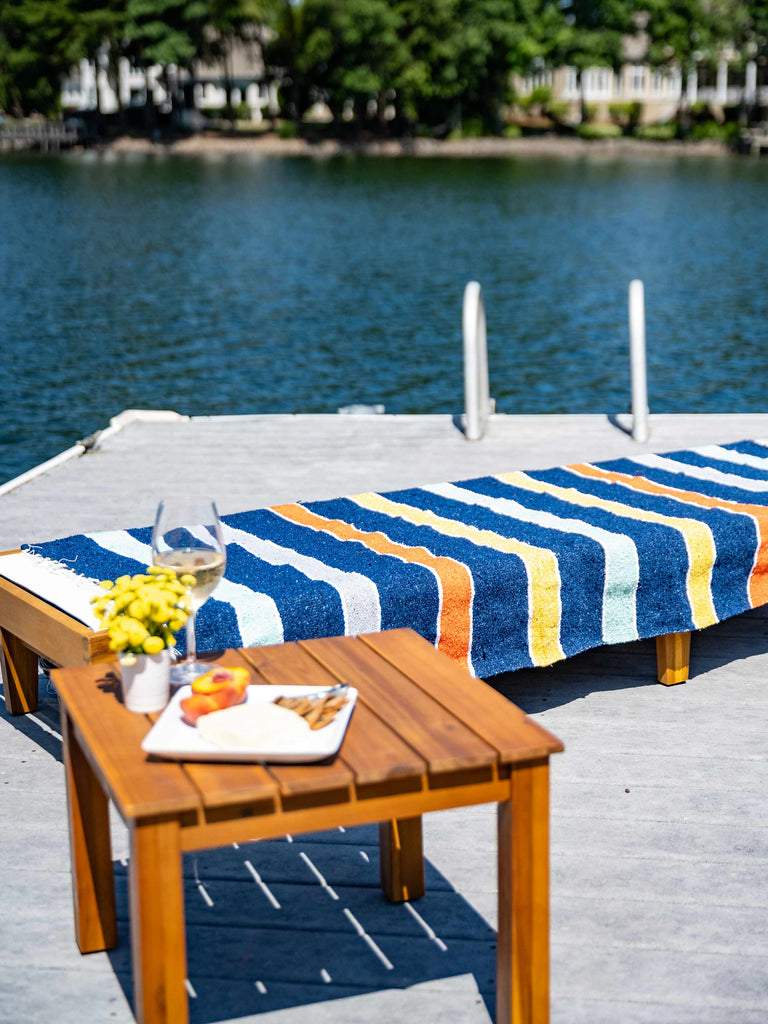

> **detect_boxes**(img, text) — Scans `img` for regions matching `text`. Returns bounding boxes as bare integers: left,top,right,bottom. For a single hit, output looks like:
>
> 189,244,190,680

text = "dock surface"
3,410,768,548
3,610,766,1023
1,410,767,1022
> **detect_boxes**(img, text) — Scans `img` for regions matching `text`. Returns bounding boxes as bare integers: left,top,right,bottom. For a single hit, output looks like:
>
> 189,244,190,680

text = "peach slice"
191,667,250,696
180,684,246,725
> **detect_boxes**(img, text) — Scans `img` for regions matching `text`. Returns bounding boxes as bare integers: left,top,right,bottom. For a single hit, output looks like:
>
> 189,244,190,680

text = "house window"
564,67,578,96
630,65,647,94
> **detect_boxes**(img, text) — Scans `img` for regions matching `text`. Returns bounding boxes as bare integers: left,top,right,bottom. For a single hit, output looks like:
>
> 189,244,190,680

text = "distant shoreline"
103,132,733,159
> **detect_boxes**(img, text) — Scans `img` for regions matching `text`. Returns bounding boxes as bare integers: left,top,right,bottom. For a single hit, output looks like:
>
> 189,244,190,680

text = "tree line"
2,0,768,127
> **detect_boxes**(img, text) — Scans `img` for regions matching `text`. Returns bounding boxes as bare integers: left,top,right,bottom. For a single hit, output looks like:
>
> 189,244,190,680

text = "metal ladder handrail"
463,278,649,442
629,279,649,443
463,281,493,441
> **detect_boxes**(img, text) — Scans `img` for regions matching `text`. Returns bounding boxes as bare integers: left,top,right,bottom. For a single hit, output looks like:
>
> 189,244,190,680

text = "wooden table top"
52,629,563,824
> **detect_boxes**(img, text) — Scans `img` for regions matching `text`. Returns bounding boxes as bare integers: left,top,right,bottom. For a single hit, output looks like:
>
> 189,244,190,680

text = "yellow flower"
93,569,192,654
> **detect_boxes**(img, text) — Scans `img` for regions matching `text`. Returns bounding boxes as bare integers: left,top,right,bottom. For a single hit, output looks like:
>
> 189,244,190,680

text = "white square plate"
141,684,358,763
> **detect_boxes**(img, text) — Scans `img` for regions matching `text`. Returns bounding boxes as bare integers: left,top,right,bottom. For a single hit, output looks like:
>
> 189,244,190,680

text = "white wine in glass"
152,496,226,684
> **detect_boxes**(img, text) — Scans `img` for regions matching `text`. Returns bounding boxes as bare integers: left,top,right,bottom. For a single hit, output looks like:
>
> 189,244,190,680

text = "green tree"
123,0,208,122
554,0,635,119
0,0,78,114
643,0,744,114
70,0,128,117
394,0,560,134
297,0,406,127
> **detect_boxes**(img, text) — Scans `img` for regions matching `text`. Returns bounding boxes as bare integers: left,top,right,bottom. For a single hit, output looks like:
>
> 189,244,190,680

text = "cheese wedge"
196,701,311,749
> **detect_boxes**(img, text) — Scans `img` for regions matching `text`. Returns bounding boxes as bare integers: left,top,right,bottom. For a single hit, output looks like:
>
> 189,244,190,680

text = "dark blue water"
1,151,767,483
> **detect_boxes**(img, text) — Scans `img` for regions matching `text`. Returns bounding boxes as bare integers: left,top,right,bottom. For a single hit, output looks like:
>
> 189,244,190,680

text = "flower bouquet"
90,567,192,711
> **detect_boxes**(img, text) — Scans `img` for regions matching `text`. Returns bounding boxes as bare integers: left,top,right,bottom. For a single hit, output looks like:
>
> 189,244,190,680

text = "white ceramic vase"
119,649,172,713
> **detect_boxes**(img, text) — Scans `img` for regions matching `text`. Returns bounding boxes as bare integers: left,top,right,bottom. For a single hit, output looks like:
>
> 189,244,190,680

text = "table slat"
242,643,427,785
52,665,200,820
227,645,353,798
144,650,281,810
361,629,564,762
299,636,498,775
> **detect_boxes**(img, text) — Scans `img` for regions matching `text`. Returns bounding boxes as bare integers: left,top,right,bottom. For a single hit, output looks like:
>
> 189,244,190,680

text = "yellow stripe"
497,471,718,629
350,491,565,666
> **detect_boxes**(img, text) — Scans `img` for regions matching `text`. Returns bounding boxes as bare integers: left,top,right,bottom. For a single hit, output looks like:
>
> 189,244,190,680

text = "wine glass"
151,496,227,684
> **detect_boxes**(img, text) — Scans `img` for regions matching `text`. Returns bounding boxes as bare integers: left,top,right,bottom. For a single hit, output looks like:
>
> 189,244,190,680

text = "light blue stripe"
428,482,639,644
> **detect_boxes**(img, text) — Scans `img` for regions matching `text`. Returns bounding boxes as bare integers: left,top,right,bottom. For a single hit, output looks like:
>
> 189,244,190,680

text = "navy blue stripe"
483,471,696,635
225,507,441,646
368,486,605,659
29,535,147,582
304,497,543,671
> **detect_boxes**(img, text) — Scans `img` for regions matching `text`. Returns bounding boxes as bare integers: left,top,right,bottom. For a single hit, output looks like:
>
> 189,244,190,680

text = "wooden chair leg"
61,709,118,953
498,759,550,1024
129,818,188,1024
656,631,691,686
379,816,425,902
0,627,39,714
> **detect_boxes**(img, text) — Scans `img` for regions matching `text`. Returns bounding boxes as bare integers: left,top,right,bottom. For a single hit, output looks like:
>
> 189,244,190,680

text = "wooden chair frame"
0,570,692,716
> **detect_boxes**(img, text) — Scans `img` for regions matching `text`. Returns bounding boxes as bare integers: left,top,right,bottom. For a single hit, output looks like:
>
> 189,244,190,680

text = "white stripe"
428,483,639,644
274,503,457,671
222,523,381,636
0,550,101,628
85,531,284,647
631,453,768,493
694,444,768,474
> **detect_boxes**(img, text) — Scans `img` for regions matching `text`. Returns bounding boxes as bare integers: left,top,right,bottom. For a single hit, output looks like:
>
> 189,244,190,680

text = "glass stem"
185,605,197,665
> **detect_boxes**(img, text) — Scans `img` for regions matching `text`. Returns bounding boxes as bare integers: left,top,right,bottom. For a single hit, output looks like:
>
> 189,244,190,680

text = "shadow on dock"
108,833,497,1021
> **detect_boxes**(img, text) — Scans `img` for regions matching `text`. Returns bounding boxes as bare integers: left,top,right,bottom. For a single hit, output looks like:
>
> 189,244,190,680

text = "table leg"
379,817,425,902
0,627,39,714
129,818,188,1024
497,760,550,1024
61,709,118,953
656,631,691,685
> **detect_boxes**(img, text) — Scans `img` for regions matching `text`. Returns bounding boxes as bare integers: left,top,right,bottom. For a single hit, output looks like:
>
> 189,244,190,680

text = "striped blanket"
16,440,768,678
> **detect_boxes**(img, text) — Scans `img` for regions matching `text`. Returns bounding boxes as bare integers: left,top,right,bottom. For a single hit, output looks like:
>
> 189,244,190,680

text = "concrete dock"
1,410,767,1023
2,409,768,548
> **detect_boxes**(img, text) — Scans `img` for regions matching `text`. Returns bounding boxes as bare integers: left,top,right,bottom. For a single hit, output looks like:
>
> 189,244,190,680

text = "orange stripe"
271,504,474,667
571,464,768,607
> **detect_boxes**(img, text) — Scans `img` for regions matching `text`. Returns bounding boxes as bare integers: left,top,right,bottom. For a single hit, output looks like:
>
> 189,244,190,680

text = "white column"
118,58,131,107
716,61,728,104
268,81,280,117
686,66,697,106
746,61,757,104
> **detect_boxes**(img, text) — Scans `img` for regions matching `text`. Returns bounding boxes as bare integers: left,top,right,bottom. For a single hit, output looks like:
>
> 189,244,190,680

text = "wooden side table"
53,629,562,1024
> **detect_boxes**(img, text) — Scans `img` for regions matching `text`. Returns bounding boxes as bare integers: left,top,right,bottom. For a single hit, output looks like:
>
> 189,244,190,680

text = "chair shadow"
0,672,65,761
487,607,768,714
107,828,497,1021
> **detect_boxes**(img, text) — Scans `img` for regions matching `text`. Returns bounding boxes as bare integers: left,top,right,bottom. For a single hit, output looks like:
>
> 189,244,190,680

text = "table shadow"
107,827,497,1021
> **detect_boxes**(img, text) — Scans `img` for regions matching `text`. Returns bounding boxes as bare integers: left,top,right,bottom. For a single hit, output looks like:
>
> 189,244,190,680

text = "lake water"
1,150,767,483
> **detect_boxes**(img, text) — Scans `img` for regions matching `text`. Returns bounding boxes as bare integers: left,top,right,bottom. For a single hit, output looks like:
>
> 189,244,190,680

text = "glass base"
169,658,218,687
